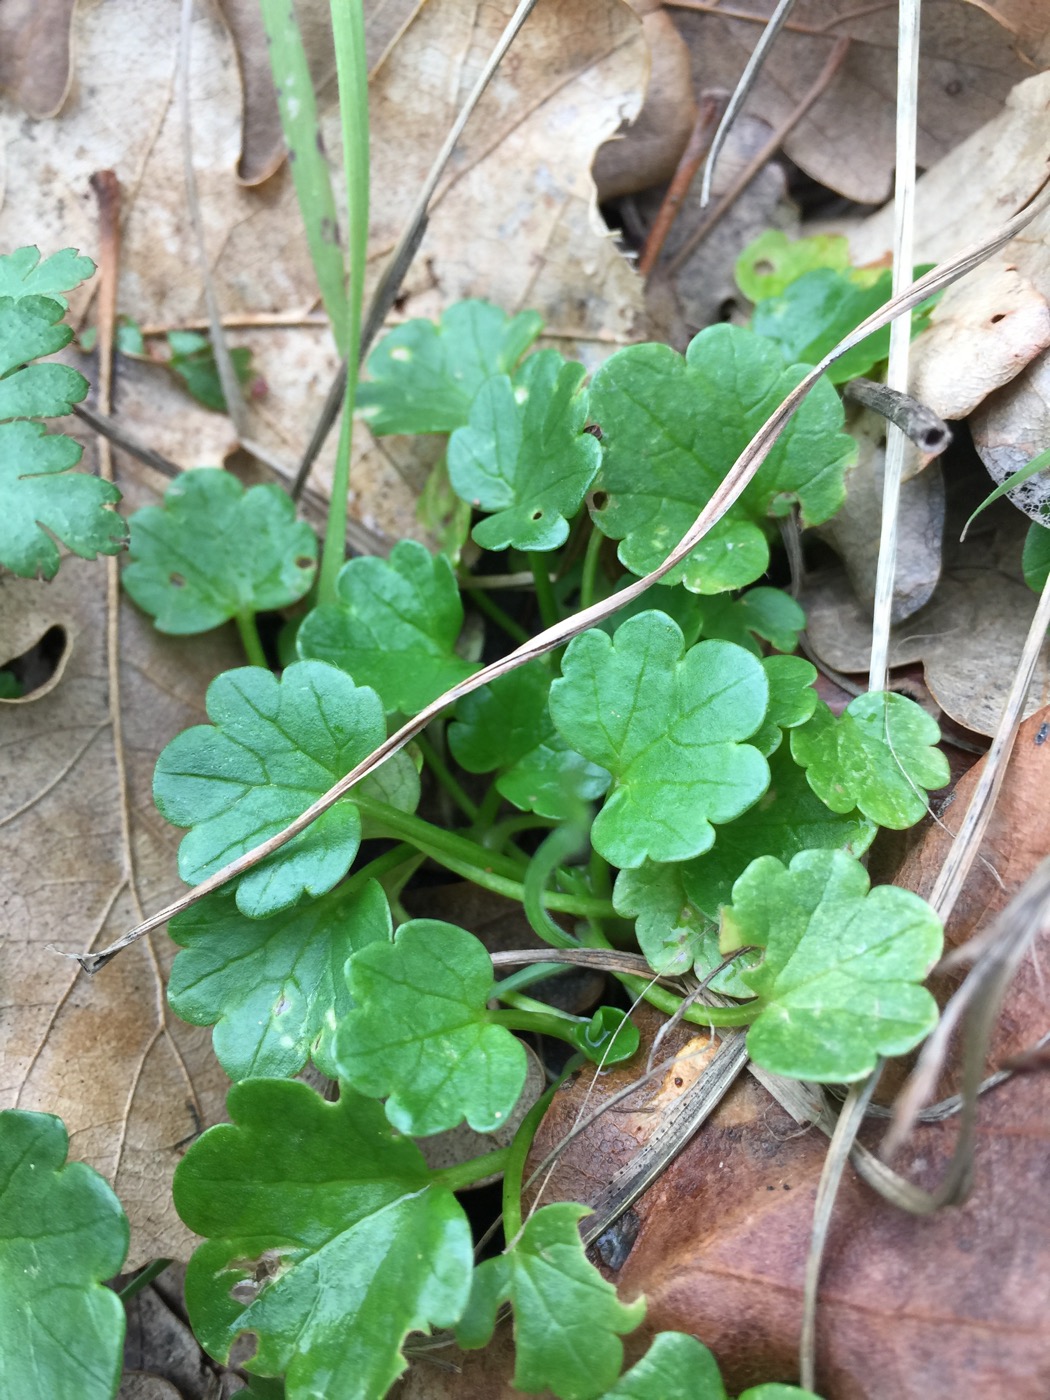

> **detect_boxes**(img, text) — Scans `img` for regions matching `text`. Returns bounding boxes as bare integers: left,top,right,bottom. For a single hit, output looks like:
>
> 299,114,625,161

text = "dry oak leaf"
0,0,77,119
0,496,234,1266
671,0,1034,206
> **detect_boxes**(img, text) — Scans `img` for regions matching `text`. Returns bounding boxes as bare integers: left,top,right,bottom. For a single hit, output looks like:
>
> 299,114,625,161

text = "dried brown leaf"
0,0,77,119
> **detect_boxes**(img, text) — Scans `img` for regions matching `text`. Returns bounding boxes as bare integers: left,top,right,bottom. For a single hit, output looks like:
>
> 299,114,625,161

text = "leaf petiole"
233,609,267,669
415,730,479,821
430,1147,512,1194
528,551,561,631
501,1055,585,1243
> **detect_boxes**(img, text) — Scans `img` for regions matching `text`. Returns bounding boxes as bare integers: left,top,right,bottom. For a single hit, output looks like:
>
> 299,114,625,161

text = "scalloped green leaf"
296,539,478,713
735,229,851,304
695,587,805,655
720,849,943,1081
457,1202,646,1400
600,1332,727,1399
1,292,125,579
615,746,875,973
750,654,818,756
167,879,392,1081
166,330,254,413
449,661,610,820
548,612,769,867
123,469,317,634
791,691,949,830
174,1079,473,1400
356,299,543,435
336,919,527,1136
0,246,95,307
153,660,419,918
0,1110,128,1400
447,349,601,552
587,325,855,593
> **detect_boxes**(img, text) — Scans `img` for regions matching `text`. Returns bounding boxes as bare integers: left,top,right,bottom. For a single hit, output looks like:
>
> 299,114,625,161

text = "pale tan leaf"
0,0,77,119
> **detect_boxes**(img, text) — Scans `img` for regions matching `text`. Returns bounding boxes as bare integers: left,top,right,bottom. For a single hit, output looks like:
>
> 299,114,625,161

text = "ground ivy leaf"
735,229,851,304
174,1080,473,1400
695,586,806,655
447,349,601,552
613,860,715,978
750,654,818,756
167,879,392,1081
0,246,95,306
600,1331,727,1398
356,299,543,435
587,325,855,592
548,613,769,867
153,660,418,918
123,469,317,634
721,849,943,1082
449,662,610,820
457,1202,645,1400
1,294,125,579
0,1109,128,1400
296,539,478,714
791,691,949,829
335,920,527,1136
166,330,253,413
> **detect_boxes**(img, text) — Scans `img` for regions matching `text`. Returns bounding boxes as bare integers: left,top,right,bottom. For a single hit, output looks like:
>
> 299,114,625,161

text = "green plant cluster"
2,240,952,1399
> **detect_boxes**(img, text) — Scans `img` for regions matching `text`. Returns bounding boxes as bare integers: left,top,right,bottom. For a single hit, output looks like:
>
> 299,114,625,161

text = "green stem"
472,780,506,838
523,823,589,949
579,523,604,613
482,813,559,853
465,585,530,645
494,990,579,1021
416,731,478,821
502,1055,585,1244
321,0,369,603
234,610,267,668
431,1147,511,1193
492,1007,586,1042
529,552,560,631
117,1257,172,1302
494,964,568,996
341,842,418,896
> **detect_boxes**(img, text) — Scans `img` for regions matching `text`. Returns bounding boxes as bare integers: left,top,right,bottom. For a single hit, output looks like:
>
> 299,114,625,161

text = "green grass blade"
961,444,1050,539
259,0,348,353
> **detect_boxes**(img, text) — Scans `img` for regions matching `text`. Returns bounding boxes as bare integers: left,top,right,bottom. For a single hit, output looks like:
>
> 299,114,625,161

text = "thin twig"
843,378,951,457
638,92,728,279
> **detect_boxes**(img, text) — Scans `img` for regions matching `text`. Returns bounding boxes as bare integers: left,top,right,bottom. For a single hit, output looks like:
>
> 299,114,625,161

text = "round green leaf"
601,1331,728,1399
0,1109,128,1400
722,849,943,1082
457,1202,646,1400
735,229,851,304
336,920,528,1136
175,1079,473,1400
586,325,855,593
167,879,392,1081
750,654,818,756
153,660,418,917
694,586,806,656
549,612,770,867
790,691,949,829
448,349,601,552
123,469,317,633
296,539,477,713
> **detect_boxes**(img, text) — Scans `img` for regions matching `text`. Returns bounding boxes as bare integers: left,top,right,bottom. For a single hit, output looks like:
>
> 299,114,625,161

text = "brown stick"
638,92,728,279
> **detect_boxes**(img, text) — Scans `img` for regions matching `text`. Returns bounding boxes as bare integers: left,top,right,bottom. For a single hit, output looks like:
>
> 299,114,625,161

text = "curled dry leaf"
971,346,1050,525
672,0,1033,205
0,468,234,1266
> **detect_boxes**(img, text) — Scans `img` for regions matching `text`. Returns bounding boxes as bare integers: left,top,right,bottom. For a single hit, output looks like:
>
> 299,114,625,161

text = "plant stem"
494,989,579,1021
466,584,530,645
523,823,588,949
528,552,560,631
341,842,418,895
117,1257,172,1302
234,609,267,668
472,780,506,837
621,973,759,1027
320,0,369,603
492,1007,587,1042
501,1055,585,1244
416,731,479,821
431,1147,511,1193
494,963,568,996
579,523,604,613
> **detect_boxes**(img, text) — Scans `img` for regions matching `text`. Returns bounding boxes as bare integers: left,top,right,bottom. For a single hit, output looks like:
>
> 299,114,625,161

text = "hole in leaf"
0,624,69,701
169,572,187,588
754,259,774,275
227,1331,260,1367
990,312,1006,324
717,297,739,322
530,509,544,521
591,490,608,511
294,556,314,571
584,423,603,440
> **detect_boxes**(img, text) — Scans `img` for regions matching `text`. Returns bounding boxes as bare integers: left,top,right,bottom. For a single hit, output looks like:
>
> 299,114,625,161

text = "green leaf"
356,299,543,435
694,587,806,655
587,325,855,593
548,612,769,867
175,1080,473,1400
336,919,527,1135
296,539,478,714
964,446,1050,538
417,454,473,564
448,349,601,552
0,246,95,307
751,267,935,385
123,469,317,634
153,660,419,918
1023,520,1050,593
750,654,818,756
600,1331,727,1398
457,1202,645,1400
791,692,949,829
0,1109,128,1400
615,746,875,972
0,294,126,579
571,1006,640,1065
166,331,253,412
735,229,851,304
167,879,392,1081
449,661,610,821
720,849,943,1081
